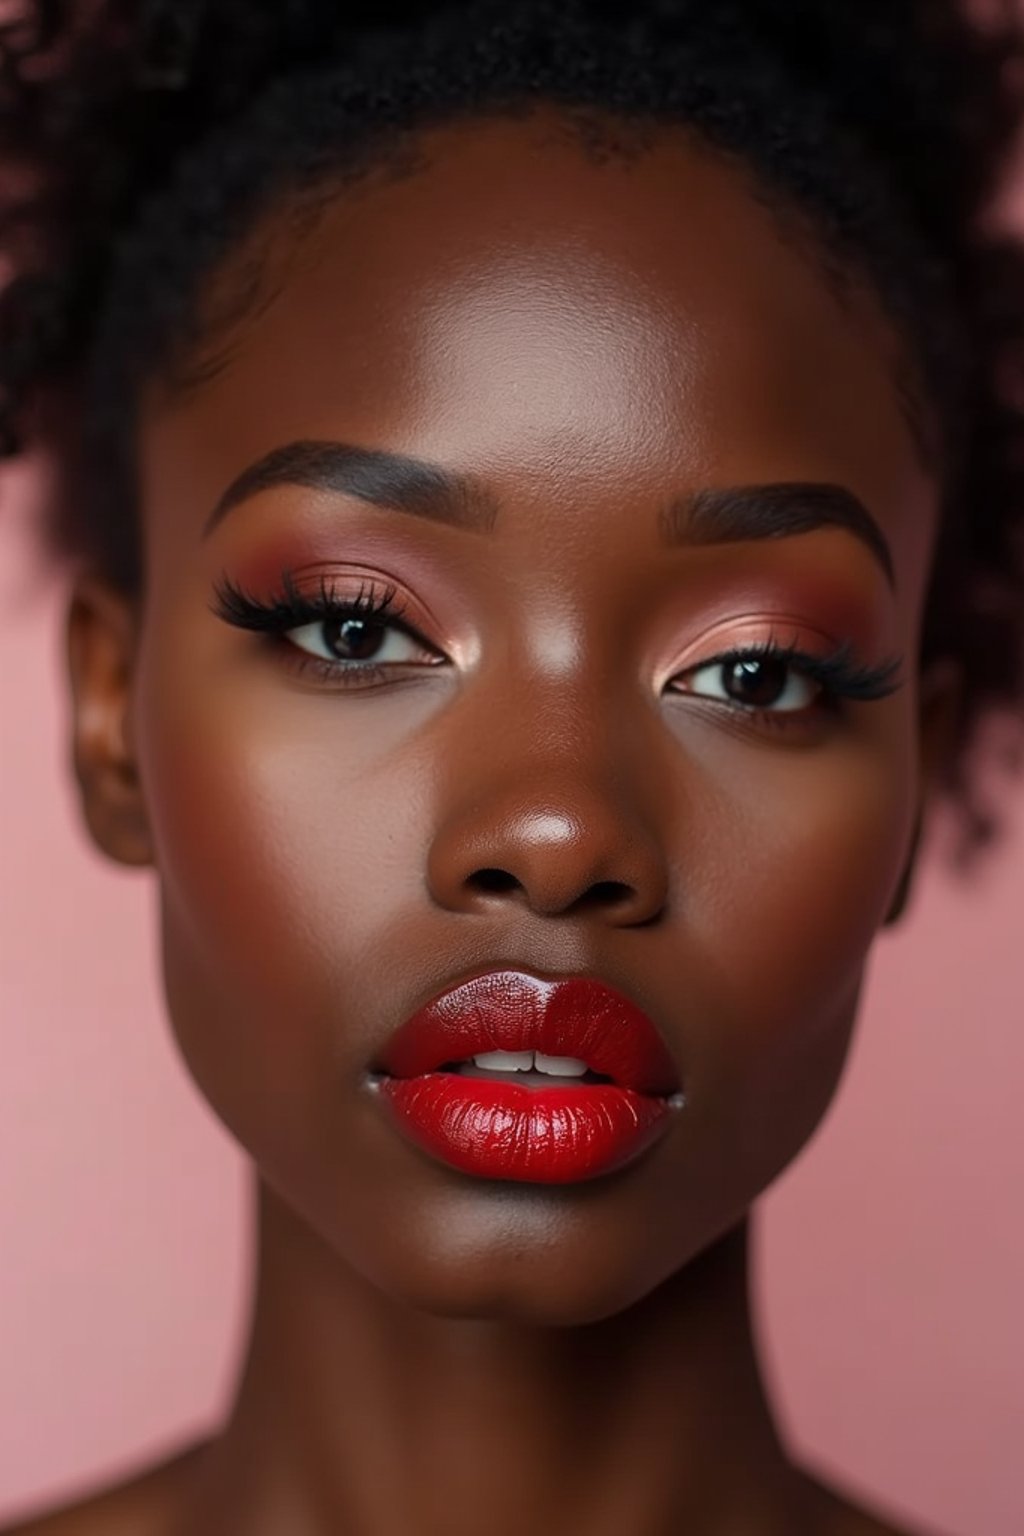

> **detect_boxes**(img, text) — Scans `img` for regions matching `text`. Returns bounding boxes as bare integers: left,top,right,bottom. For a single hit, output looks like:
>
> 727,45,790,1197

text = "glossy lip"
371,969,684,1184
375,969,682,1091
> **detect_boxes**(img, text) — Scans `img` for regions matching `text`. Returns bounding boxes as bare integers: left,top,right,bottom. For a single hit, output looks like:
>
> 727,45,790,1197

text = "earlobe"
65,573,154,868
883,655,964,927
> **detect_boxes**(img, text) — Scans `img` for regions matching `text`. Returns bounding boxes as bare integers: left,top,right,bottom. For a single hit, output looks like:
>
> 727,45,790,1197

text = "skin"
4,111,963,1536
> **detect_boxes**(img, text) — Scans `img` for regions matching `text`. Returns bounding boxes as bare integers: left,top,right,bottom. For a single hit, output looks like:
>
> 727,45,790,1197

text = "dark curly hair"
2,0,1024,864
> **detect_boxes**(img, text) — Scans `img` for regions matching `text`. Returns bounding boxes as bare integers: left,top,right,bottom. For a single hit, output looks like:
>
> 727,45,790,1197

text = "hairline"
132,98,944,481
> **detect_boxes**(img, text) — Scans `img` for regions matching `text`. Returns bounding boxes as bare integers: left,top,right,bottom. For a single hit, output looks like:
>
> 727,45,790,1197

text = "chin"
332,1174,724,1328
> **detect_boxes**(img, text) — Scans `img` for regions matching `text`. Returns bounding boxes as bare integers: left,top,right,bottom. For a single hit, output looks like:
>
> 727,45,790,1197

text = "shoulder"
0,1439,209,1536
803,1466,954,1536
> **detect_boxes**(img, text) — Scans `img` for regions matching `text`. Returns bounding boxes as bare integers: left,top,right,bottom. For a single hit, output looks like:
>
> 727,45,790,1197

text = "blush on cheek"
139,680,312,1007
681,753,912,1207
141,679,416,1011
142,708,352,1172
158,766,280,990
694,734,916,1041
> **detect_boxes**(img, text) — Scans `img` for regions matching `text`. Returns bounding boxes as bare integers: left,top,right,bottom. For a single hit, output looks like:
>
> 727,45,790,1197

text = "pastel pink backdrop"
2,461,1023,1536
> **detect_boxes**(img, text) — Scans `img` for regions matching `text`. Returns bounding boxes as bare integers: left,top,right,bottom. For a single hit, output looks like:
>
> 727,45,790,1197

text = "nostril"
579,879,633,909
471,867,519,894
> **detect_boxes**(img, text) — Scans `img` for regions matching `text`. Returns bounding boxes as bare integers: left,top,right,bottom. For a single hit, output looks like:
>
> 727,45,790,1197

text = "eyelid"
216,565,436,634
659,614,843,686
301,566,440,636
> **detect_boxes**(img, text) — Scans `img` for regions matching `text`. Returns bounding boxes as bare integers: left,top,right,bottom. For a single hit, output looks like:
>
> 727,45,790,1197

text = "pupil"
726,658,786,707
325,618,383,661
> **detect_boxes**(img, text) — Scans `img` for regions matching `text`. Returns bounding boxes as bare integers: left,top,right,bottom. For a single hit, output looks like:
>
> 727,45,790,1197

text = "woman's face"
96,111,948,1323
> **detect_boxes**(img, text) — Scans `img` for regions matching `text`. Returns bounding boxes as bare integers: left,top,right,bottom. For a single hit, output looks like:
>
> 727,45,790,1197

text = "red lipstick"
373,971,682,1184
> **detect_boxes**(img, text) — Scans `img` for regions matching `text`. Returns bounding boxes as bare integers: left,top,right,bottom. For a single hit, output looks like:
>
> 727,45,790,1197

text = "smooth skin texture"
6,112,961,1535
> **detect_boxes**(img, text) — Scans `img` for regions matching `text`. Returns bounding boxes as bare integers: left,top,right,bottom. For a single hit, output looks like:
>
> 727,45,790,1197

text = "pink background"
2,456,1024,1536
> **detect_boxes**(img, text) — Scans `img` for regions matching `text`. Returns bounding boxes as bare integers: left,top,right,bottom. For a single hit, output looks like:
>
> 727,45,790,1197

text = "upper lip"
375,969,681,1096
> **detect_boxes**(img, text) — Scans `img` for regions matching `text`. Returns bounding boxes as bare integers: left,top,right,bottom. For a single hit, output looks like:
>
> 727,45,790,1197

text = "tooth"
534,1052,588,1077
472,1050,534,1072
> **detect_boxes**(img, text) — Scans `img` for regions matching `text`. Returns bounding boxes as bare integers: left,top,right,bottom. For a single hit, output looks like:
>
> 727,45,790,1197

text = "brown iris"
722,657,793,708
324,617,388,661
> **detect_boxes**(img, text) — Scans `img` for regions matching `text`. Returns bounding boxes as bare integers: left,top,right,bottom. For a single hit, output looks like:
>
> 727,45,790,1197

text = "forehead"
140,110,936,577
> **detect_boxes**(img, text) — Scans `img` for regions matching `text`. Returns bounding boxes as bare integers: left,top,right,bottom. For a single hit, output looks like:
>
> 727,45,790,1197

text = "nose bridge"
481,639,651,785
425,660,671,919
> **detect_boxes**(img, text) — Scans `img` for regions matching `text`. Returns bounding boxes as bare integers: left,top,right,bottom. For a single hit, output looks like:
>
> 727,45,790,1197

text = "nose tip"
427,797,669,924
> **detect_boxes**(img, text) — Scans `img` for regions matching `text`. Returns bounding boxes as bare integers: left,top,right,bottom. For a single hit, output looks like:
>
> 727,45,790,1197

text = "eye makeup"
209,567,445,689
666,629,902,736
209,562,905,735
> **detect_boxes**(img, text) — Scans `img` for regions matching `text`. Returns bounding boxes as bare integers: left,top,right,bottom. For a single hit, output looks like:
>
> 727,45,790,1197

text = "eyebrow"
661,481,895,588
203,438,895,587
203,439,500,537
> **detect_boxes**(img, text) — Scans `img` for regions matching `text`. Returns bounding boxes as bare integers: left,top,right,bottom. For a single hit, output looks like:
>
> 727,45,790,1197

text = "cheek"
720,729,914,1006
139,655,429,964
677,704,917,1174
132,630,436,1121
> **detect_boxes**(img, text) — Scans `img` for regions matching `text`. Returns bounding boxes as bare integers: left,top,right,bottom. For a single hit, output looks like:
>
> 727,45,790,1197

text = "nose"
425,692,670,925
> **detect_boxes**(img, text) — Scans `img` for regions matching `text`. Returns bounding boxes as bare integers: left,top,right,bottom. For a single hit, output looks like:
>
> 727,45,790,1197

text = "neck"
181,1175,805,1536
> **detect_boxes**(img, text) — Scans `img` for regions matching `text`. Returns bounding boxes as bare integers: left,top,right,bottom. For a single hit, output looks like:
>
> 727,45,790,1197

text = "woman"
1,1,1022,1531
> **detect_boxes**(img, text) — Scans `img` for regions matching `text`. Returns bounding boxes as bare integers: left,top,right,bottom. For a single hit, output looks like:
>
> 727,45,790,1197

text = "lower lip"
377,1073,672,1183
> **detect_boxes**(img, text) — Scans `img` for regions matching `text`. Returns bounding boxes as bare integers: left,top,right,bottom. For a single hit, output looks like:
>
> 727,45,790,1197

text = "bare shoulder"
0,1446,953,1536
824,1508,941,1536
0,1439,209,1536
803,1465,953,1536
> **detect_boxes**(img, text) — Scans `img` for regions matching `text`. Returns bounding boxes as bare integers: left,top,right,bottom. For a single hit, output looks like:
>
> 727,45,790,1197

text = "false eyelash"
686,636,904,703
209,568,413,634
209,572,905,710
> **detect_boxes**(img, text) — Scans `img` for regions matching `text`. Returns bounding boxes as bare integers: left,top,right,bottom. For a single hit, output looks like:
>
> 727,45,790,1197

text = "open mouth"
370,969,683,1184
435,1049,617,1086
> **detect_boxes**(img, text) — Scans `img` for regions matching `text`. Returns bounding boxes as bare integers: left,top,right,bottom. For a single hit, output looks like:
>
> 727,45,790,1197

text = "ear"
65,573,154,867
883,656,964,926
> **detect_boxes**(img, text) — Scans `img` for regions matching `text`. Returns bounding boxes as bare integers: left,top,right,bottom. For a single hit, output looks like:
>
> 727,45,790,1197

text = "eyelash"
671,634,903,728
209,570,904,724
211,569,426,683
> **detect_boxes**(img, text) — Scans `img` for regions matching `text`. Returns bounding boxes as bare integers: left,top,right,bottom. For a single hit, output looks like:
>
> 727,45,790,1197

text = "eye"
209,571,444,684
286,612,428,667
677,653,820,712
